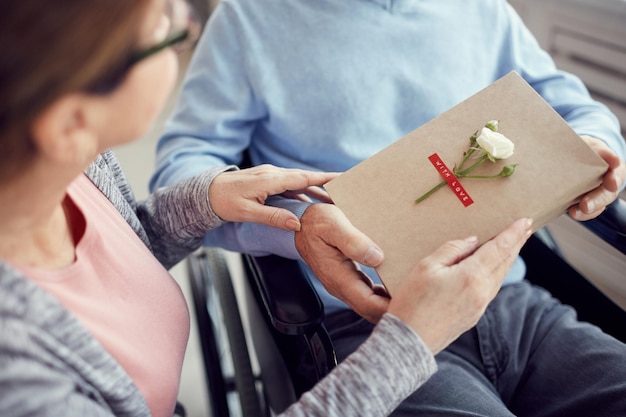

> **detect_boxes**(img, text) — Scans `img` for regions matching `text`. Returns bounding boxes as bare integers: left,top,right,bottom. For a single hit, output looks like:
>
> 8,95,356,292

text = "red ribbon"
427,153,474,207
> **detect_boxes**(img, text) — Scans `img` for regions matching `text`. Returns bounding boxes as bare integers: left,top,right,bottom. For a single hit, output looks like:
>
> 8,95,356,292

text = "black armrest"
243,254,336,399
580,198,626,255
242,254,325,336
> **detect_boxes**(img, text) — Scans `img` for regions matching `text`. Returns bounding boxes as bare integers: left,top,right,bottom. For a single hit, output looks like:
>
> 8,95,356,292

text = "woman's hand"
208,164,338,231
388,218,533,354
294,203,532,348
569,136,626,221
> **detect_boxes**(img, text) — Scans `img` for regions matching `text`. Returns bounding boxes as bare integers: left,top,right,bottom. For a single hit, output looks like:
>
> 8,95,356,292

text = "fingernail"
524,218,533,235
364,247,384,266
572,208,583,220
587,201,595,213
286,218,301,232
465,236,478,244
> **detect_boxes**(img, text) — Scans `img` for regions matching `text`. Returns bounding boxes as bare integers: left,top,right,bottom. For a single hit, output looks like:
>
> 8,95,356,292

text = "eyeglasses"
87,0,201,94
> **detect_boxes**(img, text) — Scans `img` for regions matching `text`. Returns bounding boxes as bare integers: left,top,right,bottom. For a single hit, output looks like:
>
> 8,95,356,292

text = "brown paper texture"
325,72,608,295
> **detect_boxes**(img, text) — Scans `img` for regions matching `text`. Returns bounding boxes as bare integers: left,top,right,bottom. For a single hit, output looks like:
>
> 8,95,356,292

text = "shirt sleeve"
148,3,303,260
202,196,312,260
150,2,264,191
502,3,626,164
0,354,118,417
279,313,437,417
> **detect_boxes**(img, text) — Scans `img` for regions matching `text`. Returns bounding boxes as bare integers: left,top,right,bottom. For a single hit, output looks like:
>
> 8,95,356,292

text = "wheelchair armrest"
580,198,626,255
243,254,325,336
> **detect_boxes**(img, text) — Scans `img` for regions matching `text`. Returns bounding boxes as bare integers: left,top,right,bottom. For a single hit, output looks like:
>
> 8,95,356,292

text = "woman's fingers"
389,218,533,354
208,165,340,228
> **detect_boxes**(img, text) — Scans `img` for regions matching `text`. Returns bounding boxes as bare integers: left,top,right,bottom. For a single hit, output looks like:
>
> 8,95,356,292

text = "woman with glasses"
0,1,532,416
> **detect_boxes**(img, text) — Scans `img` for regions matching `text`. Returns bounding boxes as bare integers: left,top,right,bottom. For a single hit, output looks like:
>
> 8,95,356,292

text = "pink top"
20,174,190,417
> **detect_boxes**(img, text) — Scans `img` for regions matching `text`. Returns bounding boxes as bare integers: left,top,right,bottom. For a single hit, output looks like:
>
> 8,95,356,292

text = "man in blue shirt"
152,1,626,415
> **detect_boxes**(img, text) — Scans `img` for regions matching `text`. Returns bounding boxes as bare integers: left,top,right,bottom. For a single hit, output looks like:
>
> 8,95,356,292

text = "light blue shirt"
151,0,625,314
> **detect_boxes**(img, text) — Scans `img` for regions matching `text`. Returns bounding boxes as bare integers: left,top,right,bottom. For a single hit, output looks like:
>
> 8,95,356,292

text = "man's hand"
570,136,626,221
295,203,390,323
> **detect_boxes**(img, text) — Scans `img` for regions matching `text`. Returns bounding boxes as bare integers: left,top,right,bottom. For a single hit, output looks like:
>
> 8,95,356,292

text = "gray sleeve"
0,355,117,417
0,289,149,417
280,313,437,417
137,165,237,269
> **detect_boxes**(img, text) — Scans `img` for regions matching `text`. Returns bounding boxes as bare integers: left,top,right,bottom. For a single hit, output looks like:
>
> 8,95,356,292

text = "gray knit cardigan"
0,150,436,417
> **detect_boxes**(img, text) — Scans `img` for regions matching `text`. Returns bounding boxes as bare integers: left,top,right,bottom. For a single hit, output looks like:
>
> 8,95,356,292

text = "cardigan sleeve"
136,164,238,269
280,313,437,417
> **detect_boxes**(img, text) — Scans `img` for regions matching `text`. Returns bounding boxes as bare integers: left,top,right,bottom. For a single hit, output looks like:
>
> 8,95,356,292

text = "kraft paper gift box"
325,71,608,296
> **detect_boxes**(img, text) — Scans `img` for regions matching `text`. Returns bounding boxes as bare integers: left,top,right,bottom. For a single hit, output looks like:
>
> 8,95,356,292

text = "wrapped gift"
325,71,607,295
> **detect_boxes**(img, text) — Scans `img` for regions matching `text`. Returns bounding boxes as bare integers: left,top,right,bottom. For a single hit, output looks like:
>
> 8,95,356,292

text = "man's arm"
504,3,626,219
150,4,303,259
504,1,625,161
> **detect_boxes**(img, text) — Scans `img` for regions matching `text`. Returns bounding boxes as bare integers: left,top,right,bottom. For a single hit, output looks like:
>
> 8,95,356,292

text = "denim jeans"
325,281,626,416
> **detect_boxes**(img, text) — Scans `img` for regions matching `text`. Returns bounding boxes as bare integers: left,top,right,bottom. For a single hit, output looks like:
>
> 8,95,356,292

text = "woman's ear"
30,94,100,166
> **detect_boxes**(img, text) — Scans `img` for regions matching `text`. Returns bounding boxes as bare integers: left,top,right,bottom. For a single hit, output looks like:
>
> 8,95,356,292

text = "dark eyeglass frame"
86,28,190,95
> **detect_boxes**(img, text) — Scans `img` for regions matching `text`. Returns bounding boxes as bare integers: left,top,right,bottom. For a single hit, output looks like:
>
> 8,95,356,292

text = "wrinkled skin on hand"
295,203,390,323
295,203,532,354
569,136,625,221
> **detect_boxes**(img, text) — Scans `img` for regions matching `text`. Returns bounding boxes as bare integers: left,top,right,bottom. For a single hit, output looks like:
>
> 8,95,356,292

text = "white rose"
476,127,514,159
